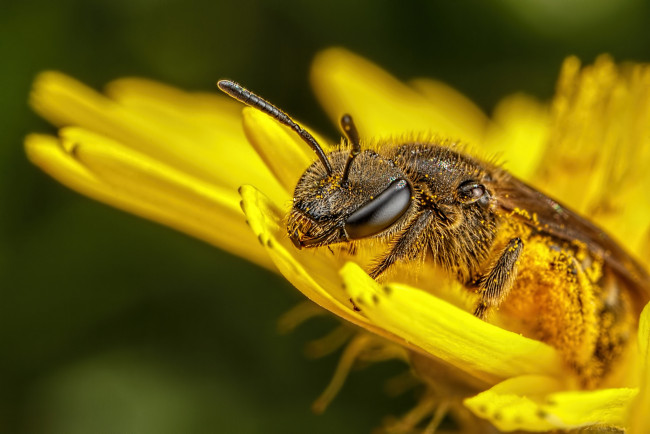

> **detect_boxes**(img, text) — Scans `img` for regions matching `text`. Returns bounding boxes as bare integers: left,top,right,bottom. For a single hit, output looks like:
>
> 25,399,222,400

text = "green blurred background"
3,1,650,433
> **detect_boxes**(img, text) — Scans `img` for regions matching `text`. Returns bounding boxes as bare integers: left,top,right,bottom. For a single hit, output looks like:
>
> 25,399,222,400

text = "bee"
218,80,650,385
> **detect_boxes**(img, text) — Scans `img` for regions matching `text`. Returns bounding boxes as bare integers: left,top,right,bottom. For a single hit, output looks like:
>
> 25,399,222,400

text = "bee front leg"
473,237,523,320
368,210,433,279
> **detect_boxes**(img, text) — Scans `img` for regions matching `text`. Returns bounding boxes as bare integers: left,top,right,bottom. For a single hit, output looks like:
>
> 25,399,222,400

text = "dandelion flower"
26,48,650,432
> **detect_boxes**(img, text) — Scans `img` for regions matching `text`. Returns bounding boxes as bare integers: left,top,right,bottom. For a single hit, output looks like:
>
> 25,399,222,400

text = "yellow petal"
340,262,564,385
594,182,650,259
30,71,117,130
66,127,243,229
311,48,485,143
30,71,288,205
25,133,109,196
543,388,636,429
482,93,550,181
25,129,273,269
466,375,637,431
464,375,562,432
105,77,244,127
630,302,650,433
241,107,315,193
105,77,278,191
410,77,488,144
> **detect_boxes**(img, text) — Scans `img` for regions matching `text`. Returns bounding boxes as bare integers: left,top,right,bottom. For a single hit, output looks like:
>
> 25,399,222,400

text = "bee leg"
368,210,433,279
473,237,523,320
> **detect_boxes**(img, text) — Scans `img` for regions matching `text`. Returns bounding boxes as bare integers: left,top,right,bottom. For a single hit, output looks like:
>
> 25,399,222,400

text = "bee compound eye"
344,179,411,239
458,180,487,204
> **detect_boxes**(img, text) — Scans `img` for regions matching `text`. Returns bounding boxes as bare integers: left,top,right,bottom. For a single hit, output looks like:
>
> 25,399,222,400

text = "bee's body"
289,139,647,384
218,80,650,386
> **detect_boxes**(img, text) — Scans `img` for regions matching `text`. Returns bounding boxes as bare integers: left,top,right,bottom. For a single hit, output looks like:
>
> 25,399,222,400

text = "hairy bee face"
288,149,413,248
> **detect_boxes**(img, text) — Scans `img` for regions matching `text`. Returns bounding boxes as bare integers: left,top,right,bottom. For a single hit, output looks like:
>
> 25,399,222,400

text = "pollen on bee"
499,234,630,386
511,207,531,220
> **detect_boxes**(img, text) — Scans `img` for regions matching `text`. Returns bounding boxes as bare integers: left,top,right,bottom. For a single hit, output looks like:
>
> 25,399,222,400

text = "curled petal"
465,375,637,431
340,262,564,385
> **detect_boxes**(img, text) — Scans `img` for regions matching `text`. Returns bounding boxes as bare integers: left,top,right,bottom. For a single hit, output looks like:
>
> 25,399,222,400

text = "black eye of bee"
458,180,489,205
344,179,411,239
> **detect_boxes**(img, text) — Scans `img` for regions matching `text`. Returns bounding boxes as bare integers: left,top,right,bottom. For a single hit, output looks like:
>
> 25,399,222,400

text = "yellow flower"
26,48,650,432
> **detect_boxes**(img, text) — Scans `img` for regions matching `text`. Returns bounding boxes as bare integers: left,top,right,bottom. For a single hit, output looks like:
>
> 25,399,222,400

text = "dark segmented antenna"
217,80,333,175
340,114,361,182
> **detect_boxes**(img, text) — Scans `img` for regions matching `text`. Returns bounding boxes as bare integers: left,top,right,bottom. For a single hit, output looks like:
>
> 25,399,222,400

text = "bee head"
215,81,413,249
288,115,413,249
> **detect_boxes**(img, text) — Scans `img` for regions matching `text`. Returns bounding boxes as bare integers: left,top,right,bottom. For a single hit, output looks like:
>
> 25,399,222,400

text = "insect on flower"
218,79,650,387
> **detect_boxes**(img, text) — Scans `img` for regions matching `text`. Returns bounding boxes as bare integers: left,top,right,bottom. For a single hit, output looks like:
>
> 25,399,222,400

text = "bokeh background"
3,1,650,433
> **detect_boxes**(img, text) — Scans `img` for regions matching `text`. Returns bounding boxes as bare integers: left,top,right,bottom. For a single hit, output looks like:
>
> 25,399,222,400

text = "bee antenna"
217,80,333,175
340,114,361,182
